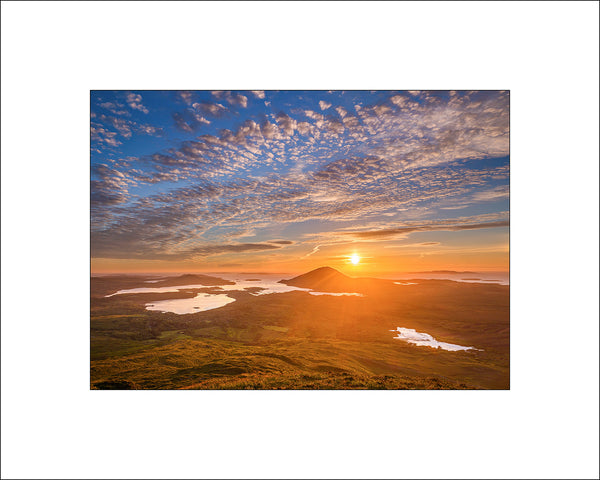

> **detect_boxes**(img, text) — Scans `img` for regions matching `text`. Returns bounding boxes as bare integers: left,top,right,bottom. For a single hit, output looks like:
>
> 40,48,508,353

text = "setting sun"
350,253,360,265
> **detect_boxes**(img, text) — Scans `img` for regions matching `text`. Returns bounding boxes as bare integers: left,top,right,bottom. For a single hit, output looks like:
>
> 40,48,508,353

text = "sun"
350,253,360,265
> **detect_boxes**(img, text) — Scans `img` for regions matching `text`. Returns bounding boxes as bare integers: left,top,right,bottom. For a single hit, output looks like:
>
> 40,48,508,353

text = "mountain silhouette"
281,266,349,286
279,266,390,293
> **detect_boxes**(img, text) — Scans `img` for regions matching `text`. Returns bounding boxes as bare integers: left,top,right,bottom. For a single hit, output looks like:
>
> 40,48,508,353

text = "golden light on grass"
350,253,360,265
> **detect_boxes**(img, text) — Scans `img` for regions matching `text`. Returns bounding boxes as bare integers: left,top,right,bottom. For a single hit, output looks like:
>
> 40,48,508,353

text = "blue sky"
91,90,509,273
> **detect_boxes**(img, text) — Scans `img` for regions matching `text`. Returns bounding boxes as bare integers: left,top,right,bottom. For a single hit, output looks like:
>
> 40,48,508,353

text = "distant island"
151,274,234,287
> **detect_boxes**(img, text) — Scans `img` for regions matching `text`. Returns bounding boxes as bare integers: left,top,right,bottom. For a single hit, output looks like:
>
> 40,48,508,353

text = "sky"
90,90,509,275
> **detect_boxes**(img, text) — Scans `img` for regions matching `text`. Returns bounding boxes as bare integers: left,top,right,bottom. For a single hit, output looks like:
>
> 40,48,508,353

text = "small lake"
390,327,480,351
107,274,364,314
146,293,236,314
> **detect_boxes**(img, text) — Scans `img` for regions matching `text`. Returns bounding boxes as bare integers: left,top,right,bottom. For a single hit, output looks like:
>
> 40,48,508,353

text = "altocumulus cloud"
90,91,509,262
126,93,149,114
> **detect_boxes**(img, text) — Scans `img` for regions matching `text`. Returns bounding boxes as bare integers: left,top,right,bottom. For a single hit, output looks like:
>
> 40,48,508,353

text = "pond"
390,327,481,351
146,293,236,314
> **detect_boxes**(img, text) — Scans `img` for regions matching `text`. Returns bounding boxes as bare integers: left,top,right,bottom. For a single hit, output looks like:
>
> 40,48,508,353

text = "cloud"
192,101,228,117
212,91,248,108
225,228,256,239
383,241,441,249
251,90,265,99
440,205,469,210
172,111,208,133
275,112,296,136
91,91,510,263
302,244,321,258
335,106,347,118
98,115,133,138
344,220,510,240
136,124,163,136
296,121,311,136
304,110,325,126
178,91,193,105
91,236,283,261
319,100,332,110
230,93,248,108
471,185,510,202
90,124,121,147
126,93,149,114
99,102,130,116
91,164,132,206
389,95,408,108
188,242,280,257
260,120,281,140
92,114,163,140
102,146,509,260
269,240,294,245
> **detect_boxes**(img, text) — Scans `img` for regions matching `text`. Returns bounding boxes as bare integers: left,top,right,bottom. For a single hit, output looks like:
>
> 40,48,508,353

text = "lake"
104,271,505,315
107,273,363,314
390,327,480,351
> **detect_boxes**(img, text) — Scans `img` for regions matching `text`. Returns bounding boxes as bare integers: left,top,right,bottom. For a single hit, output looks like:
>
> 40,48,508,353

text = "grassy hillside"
91,274,509,390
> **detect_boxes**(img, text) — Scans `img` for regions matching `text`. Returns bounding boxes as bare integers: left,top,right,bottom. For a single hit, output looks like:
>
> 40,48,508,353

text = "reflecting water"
146,293,235,314
106,285,213,296
390,327,480,351
214,279,311,295
106,275,363,314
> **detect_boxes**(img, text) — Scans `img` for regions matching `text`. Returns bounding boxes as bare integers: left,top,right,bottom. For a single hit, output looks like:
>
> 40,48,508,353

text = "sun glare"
350,253,360,265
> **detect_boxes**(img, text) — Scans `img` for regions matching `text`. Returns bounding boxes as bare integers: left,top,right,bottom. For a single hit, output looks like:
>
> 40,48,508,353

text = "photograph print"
90,90,510,390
